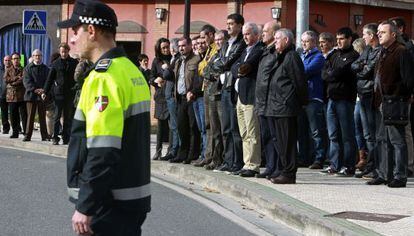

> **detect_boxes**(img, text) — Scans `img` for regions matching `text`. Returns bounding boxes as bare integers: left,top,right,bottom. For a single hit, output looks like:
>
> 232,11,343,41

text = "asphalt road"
0,147,257,236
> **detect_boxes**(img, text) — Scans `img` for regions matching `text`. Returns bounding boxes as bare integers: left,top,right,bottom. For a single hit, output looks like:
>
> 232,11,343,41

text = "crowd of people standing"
0,42,85,145
1,13,413,189
144,14,414,188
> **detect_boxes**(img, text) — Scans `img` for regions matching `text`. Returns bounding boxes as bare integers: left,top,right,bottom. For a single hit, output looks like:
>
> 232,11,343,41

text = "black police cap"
57,0,118,29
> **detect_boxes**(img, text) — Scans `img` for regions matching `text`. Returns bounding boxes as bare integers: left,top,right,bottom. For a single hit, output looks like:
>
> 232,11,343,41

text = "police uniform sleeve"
72,72,124,216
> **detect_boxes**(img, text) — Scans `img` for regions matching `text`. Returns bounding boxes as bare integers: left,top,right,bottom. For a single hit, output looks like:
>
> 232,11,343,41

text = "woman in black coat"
150,38,172,160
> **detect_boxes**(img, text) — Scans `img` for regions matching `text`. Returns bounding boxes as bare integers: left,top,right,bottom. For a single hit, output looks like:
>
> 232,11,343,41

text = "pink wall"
66,1,157,60
169,0,228,38
242,0,275,25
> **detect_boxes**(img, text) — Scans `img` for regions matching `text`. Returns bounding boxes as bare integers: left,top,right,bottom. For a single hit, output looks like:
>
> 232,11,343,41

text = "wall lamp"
155,8,167,21
271,7,282,21
354,14,363,27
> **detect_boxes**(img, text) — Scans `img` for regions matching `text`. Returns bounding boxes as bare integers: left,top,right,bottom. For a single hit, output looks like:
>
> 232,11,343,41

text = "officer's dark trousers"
0,98,10,133
26,101,48,139
177,95,200,161
268,116,298,178
220,89,243,169
91,207,147,236
53,98,74,142
9,101,27,135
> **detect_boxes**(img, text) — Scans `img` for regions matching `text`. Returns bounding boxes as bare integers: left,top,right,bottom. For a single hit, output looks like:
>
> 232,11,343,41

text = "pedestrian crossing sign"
23,10,47,35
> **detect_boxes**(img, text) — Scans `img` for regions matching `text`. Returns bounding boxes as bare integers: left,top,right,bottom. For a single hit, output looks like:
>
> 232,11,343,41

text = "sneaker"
320,166,337,175
335,167,355,177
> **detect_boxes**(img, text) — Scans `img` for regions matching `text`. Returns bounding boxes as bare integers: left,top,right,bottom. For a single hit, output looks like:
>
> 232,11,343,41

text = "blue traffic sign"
23,10,47,35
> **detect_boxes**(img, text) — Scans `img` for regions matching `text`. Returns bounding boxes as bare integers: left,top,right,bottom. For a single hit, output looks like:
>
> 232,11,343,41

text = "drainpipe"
184,0,191,38
296,0,309,48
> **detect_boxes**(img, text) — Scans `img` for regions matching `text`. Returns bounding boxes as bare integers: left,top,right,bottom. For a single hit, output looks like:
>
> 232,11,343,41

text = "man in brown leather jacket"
4,52,27,138
367,20,414,188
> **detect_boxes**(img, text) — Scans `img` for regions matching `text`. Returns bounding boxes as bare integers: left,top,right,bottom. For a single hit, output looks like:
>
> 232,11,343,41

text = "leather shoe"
366,177,387,185
229,168,244,175
193,158,211,167
388,179,406,188
255,172,271,178
240,169,258,177
2,130,9,134
182,159,194,164
169,157,185,163
22,136,31,142
205,162,220,170
308,162,323,169
9,133,18,138
160,153,175,161
270,175,296,184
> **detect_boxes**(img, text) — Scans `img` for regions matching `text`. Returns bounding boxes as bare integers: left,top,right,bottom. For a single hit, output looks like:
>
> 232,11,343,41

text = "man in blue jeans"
161,39,180,161
351,23,381,177
299,30,327,170
321,27,359,176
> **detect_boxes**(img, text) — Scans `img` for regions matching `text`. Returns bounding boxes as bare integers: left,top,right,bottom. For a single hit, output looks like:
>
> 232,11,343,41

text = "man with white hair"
298,30,327,170
230,22,263,177
255,20,280,179
266,28,307,184
22,49,49,141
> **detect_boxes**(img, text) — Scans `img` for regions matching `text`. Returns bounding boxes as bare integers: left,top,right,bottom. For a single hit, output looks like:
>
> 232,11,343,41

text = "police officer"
57,0,151,235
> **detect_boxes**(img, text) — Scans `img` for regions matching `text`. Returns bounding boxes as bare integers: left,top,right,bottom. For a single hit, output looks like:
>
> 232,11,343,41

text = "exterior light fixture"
354,15,363,27
155,8,167,21
271,7,282,21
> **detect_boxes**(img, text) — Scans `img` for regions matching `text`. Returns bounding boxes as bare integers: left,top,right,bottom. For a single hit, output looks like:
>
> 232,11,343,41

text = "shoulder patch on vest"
95,59,112,72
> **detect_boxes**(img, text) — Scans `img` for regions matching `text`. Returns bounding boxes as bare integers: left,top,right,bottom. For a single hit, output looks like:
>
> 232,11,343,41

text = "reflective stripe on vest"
68,183,151,201
124,100,151,119
87,135,122,149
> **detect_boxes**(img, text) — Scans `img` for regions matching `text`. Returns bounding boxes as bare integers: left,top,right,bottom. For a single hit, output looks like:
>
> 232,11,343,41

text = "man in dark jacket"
214,13,246,173
164,37,201,164
266,28,307,184
230,22,263,177
22,49,49,141
254,20,279,179
321,27,359,177
299,30,327,170
0,55,11,134
202,30,229,170
42,42,78,145
389,16,414,177
351,23,381,178
367,20,414,187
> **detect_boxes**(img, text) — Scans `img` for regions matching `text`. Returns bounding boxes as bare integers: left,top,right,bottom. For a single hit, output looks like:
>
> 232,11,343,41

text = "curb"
0,140,381,236
151,161,381,236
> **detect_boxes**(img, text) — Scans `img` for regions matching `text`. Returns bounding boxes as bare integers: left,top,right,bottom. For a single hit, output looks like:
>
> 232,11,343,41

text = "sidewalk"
1,130,413,236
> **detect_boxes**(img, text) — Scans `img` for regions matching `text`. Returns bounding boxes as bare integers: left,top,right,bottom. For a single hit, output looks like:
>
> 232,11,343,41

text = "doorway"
116,41,141,67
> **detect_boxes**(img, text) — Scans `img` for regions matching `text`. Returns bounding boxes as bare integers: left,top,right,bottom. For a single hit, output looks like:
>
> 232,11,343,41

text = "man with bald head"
23,49,49,141
255,20,280,178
